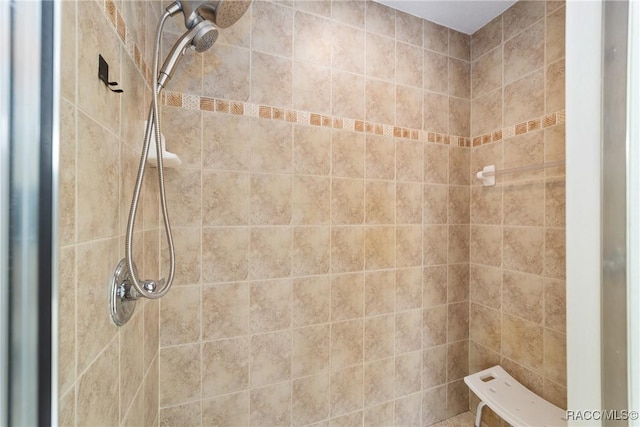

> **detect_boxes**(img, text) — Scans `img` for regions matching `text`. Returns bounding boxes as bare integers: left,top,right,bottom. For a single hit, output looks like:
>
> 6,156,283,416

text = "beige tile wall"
161,0,471,138
56,0,566,425
58,0,163,425
468,1,566,424
156,1,475,425
157,110,472,426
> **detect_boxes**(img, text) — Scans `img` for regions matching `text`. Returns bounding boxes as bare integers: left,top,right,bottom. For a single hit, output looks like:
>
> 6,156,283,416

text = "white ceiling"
375,0,518,35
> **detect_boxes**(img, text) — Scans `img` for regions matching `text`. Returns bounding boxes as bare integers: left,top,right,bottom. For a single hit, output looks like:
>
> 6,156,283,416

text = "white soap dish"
144,121,182,168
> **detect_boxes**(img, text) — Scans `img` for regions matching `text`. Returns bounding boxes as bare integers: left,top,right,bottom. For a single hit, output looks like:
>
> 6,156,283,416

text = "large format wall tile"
468,2,567,419
60,1,163,425
60,0,566,425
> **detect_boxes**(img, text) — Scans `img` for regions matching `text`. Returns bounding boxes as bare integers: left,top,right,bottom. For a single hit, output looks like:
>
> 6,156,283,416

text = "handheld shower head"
157,19,218,88
178,0,251,29
156,0,250,88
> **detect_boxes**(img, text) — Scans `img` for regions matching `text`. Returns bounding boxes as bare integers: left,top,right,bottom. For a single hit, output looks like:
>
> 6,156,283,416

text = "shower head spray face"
178,0,251,29
192,22,218,52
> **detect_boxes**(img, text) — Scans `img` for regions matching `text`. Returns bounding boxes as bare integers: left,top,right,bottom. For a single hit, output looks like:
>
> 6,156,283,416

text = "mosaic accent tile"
528,118,541,131
273,108,286,121
310,114,322,126
152,85,564,151
543,113,557,128
230,101,244,115
297,111,310,126
259,106,272,119
166,92,182,108
215,100,229,113
105,0,116,26
183,94,200,110
365,122,373,134
200,97,215,112
342,118,355,132
125,29,135,58
245,103,259,118
134,45,141,69
557,110,566,124
116,11,126,43
502,126,516,139
144,64,151,87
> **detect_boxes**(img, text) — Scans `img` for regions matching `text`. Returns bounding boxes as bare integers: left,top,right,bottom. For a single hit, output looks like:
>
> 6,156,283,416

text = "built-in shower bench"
464,365,567,427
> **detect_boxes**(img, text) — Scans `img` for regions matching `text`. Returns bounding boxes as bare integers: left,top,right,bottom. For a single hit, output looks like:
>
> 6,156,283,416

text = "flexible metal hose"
124,9,176,299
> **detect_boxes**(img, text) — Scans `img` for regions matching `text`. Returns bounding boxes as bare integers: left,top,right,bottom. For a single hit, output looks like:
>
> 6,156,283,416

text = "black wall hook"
98,54,124,93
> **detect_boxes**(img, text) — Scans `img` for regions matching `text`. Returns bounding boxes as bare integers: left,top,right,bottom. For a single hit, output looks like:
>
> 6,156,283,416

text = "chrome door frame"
2,0,57,425
628,0,640,417
0,0,10,423
567,0,638,418
602,1,630,422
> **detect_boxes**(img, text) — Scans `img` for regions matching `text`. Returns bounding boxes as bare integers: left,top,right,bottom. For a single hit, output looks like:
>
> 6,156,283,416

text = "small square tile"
528,118,541,131
543,113,557,127
259,105,272,119
200,97,215,111
215,99,229,112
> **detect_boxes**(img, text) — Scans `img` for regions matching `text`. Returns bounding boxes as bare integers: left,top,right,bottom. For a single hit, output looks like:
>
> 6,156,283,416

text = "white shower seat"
464,365,567,427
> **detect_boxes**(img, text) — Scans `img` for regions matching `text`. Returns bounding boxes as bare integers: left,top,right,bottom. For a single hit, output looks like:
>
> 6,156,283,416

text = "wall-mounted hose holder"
98,54,123,93
110,259,159,326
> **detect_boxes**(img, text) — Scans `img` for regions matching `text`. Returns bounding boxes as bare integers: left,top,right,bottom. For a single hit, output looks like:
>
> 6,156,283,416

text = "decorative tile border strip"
471,110,566,147
97,0,565,150
101,0,154,88
161,90,473,147
98,0,470,147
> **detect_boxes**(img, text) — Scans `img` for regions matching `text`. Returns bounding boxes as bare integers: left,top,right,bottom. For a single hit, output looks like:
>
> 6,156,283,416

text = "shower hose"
124,9,176,299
